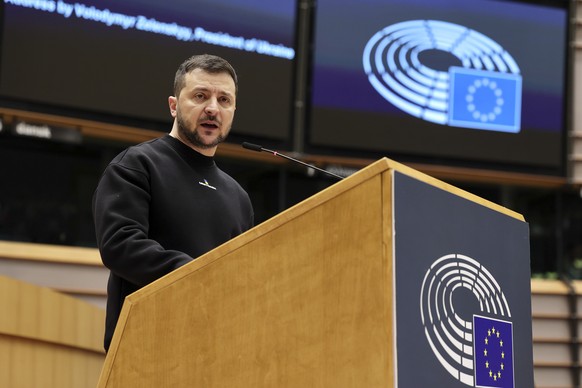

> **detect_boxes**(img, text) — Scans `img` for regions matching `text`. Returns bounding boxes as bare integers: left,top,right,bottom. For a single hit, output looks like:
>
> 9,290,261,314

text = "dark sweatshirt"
92,135,254,351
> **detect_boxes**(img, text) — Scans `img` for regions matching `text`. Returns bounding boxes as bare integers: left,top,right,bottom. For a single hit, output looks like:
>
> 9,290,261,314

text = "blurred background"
2,0,582,386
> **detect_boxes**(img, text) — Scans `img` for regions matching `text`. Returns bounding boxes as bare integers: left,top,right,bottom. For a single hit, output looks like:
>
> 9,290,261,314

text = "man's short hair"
173,54,238,96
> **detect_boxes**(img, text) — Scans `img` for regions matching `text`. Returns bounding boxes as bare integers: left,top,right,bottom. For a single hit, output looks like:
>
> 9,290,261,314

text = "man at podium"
92,54,254,351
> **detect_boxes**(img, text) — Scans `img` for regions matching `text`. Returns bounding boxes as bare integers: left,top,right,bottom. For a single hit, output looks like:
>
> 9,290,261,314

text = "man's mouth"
200,122,219,130
199,116,220,130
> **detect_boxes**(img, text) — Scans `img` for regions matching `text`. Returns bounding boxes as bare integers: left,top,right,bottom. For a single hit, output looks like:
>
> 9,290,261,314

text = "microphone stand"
241,142,344,180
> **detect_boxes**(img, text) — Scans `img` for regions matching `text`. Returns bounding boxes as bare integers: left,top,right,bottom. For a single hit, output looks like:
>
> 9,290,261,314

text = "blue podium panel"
392,171,532,387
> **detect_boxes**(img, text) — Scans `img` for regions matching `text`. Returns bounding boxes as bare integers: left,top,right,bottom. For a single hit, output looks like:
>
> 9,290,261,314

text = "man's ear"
168,96,177,117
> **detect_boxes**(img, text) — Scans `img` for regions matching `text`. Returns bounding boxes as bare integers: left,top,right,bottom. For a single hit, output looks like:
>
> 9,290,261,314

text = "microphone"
241,142,344,180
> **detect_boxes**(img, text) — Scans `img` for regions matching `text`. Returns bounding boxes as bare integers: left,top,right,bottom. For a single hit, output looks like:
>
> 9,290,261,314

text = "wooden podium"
97,158,534,387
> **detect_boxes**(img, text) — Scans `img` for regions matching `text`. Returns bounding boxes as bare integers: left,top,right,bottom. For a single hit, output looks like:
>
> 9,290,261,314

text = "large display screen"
308,0,570,174
0,0,297,142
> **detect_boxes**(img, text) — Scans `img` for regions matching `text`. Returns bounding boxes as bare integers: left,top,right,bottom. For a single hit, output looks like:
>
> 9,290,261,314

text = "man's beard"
176,111,227,149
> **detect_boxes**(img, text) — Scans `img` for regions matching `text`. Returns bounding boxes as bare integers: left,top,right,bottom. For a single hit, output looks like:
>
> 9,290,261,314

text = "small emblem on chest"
198,179,217,190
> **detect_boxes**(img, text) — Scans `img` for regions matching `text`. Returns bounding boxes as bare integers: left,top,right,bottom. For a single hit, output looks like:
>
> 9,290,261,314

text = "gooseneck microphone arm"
241,142,344,180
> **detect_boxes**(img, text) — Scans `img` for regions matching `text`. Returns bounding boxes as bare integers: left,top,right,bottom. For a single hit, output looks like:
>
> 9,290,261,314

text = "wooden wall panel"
0,275,105,388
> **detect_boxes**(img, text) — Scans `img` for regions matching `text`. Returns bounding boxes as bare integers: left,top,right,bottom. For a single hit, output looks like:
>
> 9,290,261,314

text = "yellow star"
486,361,489,368
500,340,503,347
501,351,505,359
494,375,497,381
488,329,491,336
492,327,496,334
501,363,504,370
485,338,489,345
498,371,502,378
489,370,493,377
484,349,488,356
497,331,500,338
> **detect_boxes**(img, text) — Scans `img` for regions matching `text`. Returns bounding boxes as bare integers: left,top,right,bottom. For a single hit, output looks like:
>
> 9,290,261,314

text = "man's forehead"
185,69,236,93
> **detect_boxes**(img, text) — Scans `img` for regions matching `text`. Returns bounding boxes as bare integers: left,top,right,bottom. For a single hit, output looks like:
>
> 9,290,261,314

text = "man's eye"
194,93,206,100
220,97,231,105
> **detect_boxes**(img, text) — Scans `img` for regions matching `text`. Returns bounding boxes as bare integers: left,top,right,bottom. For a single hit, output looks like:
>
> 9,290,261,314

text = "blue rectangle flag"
473,315,514,388
449,67,522,133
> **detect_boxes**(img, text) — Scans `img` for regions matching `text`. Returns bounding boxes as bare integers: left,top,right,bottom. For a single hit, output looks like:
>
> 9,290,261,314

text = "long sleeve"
92,157,193,289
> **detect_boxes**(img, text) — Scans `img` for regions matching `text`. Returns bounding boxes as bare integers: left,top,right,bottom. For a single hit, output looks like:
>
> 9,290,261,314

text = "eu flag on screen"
473,315,514,388
448,67,522,133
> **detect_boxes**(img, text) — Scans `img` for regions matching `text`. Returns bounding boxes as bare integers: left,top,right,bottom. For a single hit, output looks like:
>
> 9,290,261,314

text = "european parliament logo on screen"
420,254,515,387
363,20,522,133
449,68,521,133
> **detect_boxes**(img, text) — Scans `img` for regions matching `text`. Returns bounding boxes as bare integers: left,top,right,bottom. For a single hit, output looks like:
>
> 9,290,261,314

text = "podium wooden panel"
97,158,523,387
0,275,105,388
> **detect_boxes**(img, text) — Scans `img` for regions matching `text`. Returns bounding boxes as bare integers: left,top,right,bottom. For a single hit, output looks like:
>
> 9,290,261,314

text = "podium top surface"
340,158,523,221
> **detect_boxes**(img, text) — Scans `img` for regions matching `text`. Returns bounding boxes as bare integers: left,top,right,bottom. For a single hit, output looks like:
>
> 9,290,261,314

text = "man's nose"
204,98,219,116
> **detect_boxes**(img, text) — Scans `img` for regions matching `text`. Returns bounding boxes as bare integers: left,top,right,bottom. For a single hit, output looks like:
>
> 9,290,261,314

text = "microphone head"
241,142,263,152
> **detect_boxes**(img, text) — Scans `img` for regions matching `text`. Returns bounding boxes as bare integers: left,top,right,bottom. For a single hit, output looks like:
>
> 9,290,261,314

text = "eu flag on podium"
473,315,514,388
448,67,522,133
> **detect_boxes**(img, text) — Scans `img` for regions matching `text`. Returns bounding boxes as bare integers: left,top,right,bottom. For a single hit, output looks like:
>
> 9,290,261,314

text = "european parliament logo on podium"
420,254,515,388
